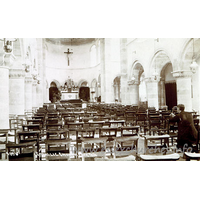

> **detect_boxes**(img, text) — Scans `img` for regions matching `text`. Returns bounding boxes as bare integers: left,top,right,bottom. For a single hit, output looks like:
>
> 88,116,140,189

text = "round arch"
181,38,200,70
149,50,172,79
78,79,89,87
91,78,97,88
180,38,200,112
130,61,145,84
129,61,147,107
180,38,193,62
49,79,61,88
90,78,98,102
129,60,145,79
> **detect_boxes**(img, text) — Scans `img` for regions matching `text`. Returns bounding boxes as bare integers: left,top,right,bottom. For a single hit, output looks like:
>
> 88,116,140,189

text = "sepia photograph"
1,1,200,200
1,37,200,161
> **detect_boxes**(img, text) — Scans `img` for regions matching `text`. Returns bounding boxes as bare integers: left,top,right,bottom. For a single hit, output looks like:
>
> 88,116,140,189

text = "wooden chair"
64,122,84,128
46,118,59,125
68,127,96,158
148,114,167,136
108,120,125,127
27,119,44,128
0,129,17,159
116,109,125,120
81,137,108,161
167,120,178,146
18,130,40,160
84,121,105,128
113,136,139,158
99,127,119,144
120,126,140,137
45,138,71,161
6,141,37,161
125,111,136,125
9,118,25,130
46,123,62,131
191,119,199,153
136,112,147,134
161,111,171,127
46,129,69,140
144,134,170,154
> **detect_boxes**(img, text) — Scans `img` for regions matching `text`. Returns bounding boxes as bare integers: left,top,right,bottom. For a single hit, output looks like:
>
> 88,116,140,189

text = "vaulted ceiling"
45,38,96,46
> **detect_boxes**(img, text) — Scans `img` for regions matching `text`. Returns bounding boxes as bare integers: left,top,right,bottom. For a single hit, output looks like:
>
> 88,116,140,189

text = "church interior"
0,38,200,161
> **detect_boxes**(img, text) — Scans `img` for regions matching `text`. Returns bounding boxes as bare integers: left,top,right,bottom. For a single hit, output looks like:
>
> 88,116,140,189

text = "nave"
1,38,200,161
1,102,199,161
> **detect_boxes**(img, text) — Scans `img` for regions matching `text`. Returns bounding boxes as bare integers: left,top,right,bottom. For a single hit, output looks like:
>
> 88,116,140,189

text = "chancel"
1,38,200,161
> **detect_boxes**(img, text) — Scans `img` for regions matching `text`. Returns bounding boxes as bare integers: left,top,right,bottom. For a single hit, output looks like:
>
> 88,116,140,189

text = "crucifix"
64,48,73,66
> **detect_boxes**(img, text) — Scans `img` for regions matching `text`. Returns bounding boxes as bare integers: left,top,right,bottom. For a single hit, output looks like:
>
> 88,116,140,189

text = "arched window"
90,45,97,67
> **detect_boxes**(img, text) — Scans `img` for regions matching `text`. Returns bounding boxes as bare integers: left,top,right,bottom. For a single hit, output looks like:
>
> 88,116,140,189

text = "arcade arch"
129,62,146,106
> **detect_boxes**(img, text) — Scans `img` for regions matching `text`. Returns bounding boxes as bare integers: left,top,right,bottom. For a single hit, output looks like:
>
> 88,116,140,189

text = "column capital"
172,70,193,78
145,76,160,83
0,66,9,70
25,75,33,84
128,80,139,85
160,77,165,82
9,68,25,79
32,80,38,86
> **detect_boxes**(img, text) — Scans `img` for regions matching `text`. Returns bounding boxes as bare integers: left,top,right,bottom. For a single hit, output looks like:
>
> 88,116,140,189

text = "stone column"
9,64,25,116
42,40,48,103
120,38,128,105
37,39,44,106
146,78,159,110
24,75,33,112
32,80,37,110
46,82,50,103
159,78,166,108
173,70,193,111
36,82,43,107
100,38,114,102
129,82,139,105
0,65,9,129
113,84,117,100
100,39,105,102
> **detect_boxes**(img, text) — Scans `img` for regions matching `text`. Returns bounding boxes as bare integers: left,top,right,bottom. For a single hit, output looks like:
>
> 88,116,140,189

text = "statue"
0,38,17,53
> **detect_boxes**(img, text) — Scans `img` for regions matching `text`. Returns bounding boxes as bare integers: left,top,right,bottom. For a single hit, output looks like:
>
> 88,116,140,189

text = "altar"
61,91,79,100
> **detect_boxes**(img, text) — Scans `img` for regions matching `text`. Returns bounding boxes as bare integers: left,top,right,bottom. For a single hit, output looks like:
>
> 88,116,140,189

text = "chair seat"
47,147,69,154
184,152,200,160
168,133,178,137
82,147,106,152
47,156,70,161
94,155,136,161
8,152,35,161
115,145,136,151
139,153,180,161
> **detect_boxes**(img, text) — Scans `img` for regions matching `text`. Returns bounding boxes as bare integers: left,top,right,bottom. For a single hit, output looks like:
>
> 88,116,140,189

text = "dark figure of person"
169,104,198,151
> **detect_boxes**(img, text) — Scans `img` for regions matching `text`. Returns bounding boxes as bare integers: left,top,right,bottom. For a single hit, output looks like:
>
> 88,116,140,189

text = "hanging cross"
64,48,73,66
